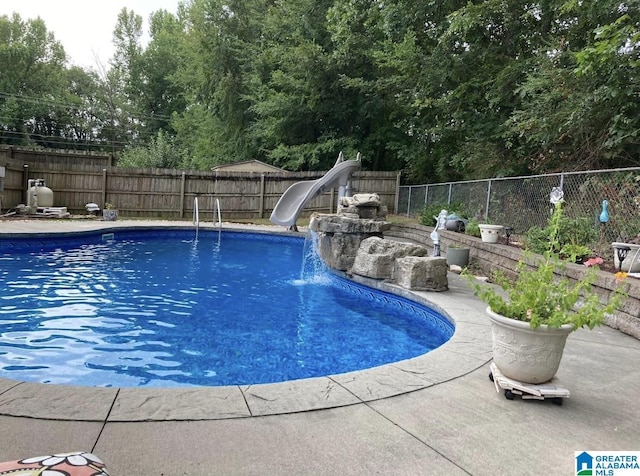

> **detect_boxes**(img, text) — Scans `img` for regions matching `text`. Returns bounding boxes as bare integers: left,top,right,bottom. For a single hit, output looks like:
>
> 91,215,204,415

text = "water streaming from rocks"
298,229,330,285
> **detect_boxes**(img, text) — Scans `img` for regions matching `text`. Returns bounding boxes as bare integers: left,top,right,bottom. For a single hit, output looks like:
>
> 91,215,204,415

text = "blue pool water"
0,229,453,387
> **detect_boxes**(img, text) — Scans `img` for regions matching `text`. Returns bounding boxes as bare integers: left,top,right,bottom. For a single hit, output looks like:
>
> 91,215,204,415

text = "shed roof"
211,160,287,173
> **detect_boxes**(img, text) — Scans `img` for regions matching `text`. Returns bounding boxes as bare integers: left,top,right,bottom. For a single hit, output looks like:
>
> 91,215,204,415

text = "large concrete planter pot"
478,224,503,243
486,307,573,384
446,247,470,267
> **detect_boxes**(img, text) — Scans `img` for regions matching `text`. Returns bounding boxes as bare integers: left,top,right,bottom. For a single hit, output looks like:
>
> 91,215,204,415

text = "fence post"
22,164,29,204
259,173,265,219
425,184,429,208
179,172,186,219
485,179,492,220
407,186,412,217
101,169,107,207
395,171,401,214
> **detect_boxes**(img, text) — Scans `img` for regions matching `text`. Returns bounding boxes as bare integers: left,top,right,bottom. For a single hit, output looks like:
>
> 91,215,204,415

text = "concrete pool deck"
0,218,639,475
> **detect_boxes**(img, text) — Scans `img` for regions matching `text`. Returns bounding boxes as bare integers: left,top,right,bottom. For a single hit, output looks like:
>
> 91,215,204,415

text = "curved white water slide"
270,152,361,227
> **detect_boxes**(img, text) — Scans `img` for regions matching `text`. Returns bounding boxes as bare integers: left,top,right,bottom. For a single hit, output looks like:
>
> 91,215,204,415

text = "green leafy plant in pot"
467,188,627,384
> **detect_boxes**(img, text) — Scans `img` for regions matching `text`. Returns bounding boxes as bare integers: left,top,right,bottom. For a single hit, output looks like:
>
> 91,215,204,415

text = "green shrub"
524,225,549,254
525,215,597,255
465,218,481,237
559,244,592,262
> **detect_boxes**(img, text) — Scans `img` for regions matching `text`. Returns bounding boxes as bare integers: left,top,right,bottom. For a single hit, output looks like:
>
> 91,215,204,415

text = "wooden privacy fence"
1,159,400,221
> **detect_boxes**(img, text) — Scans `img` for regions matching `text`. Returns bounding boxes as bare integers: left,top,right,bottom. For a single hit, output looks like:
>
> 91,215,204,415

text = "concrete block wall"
386,223,640,339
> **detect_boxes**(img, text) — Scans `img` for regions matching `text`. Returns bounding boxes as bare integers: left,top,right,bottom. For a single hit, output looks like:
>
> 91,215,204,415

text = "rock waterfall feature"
309,195,448,291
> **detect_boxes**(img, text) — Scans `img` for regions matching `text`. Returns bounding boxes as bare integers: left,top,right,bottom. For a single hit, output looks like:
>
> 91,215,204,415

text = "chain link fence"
398,167,640,255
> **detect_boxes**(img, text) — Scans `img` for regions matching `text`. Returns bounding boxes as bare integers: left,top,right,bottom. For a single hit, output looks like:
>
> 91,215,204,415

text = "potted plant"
467,189,627,384
478,223,504,243
102,203,118,221
446,244,470,267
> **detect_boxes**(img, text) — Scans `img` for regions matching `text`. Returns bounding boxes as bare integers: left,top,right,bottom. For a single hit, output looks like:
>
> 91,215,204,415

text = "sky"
0,0,182,69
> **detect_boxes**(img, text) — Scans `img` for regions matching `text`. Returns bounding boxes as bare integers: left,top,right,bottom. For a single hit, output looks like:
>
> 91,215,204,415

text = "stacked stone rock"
310,202,448,292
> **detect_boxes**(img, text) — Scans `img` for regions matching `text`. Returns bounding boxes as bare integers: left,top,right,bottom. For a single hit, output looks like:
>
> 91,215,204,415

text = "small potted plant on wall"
467,188,627,384
102,203,118,221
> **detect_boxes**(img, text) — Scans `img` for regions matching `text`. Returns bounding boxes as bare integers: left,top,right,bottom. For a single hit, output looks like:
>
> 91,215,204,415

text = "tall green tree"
0,13,68,147
417,0,554,179
140,9,188,136
506,1,640,171
105,8,145,152
1,0,637,177
326,0,469,181
58,66,108,149
326,0,408,172
246,0,351,171
172,0,264,168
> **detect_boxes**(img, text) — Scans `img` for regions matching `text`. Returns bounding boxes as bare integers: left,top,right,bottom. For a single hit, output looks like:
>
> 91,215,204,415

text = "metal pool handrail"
193,197,199,229
214,198,222,227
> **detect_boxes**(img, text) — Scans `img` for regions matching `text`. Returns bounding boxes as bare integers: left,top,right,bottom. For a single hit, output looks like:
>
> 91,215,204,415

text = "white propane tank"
27,179,54,209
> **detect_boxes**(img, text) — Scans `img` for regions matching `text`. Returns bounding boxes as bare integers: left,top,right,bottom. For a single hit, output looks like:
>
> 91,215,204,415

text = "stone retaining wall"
386,222,640,339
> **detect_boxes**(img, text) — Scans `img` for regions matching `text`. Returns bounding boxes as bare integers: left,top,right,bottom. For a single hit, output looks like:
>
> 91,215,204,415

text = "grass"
385,214,420,225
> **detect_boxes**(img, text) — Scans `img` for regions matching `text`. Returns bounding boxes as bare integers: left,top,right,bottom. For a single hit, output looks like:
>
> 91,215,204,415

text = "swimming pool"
0,228,453,387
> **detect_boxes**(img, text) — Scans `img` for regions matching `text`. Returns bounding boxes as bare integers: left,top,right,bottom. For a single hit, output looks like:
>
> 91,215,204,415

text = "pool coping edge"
0,221,493,422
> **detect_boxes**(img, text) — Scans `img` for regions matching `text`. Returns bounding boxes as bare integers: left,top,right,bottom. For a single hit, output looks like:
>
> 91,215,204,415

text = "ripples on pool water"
0,230,453,387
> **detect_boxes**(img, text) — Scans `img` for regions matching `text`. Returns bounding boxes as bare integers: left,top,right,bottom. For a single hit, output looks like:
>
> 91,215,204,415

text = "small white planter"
612,242,640,273
478,224,503,243
487,307,573,384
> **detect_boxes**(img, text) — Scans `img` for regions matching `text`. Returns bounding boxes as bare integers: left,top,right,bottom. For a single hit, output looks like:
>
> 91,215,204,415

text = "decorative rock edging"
311,215,448,291
386,222,640,339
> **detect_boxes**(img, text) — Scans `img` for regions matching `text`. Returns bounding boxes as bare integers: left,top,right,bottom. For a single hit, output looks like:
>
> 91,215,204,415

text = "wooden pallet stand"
489,362,570,405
